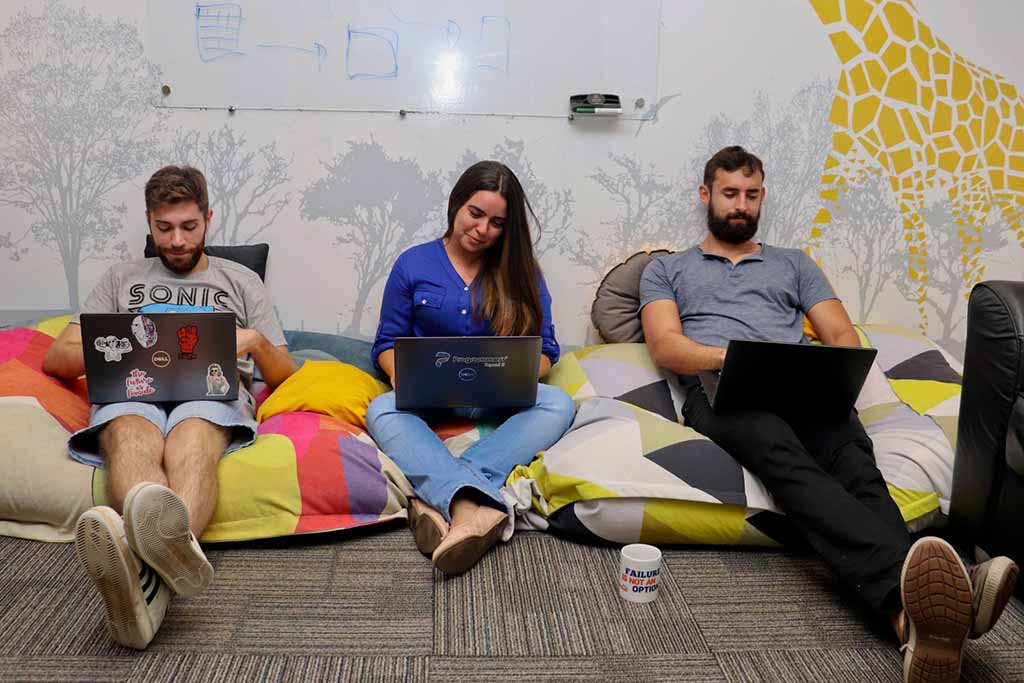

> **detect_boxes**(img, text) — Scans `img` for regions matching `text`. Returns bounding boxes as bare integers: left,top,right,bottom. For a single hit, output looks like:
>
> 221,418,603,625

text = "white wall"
1,0,1022,358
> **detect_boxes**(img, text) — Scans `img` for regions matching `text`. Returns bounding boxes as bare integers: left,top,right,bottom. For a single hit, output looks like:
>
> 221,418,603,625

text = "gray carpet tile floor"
1,527,1022,682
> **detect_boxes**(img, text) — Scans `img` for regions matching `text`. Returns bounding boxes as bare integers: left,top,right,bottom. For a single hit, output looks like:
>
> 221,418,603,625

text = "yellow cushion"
256,360,388,428
34,315,73,338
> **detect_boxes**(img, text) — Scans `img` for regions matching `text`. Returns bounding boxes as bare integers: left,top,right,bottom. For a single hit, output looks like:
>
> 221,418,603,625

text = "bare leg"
163,417,230,537
99,415,167,514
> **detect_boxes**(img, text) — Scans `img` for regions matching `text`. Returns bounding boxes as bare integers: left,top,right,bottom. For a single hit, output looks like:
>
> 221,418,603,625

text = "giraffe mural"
808,0,1024,327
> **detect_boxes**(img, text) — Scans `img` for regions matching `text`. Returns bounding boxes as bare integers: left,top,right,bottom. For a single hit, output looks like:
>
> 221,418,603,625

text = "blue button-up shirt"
371,239,560,367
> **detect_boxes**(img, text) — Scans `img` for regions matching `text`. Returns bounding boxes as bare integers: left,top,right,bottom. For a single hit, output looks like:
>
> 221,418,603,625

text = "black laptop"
394,336,542,410
697,339,877,420
80,312,238,403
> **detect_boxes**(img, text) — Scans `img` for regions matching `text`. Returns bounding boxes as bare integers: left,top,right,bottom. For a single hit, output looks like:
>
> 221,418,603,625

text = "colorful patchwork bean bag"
504,325,962,547
0,321,414,543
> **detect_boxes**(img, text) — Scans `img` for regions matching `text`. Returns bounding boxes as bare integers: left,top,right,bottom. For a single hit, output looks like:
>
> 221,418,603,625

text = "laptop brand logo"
458,368,478,382
151,351,171,368
434,351,451,367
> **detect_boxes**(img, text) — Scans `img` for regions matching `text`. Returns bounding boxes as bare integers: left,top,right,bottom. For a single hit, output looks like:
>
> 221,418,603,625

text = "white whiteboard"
146,0,662,116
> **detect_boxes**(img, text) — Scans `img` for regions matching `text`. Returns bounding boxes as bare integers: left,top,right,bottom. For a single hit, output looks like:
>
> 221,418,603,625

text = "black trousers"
683,385,910,616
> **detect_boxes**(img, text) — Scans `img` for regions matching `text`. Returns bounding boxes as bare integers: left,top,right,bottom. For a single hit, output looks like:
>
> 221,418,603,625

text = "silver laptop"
394,336,541,410
80,312,238,403
697,339,877,420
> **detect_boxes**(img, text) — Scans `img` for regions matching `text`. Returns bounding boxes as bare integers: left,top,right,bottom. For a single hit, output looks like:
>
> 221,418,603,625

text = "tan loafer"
431,507,507,575
408,498,449,556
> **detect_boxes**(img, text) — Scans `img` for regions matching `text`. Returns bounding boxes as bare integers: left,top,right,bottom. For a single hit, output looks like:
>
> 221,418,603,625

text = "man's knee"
700,409,795,453
166,418,230,463
99,415,163,458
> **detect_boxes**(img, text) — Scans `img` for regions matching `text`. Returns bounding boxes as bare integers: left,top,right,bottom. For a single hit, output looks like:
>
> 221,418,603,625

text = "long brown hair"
444,161,543,336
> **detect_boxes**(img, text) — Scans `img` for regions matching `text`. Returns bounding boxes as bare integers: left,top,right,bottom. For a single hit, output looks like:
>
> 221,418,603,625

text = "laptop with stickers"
394,336,541,410
80,312,238,403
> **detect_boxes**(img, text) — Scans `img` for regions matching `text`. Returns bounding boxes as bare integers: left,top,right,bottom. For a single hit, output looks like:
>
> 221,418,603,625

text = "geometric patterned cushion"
515,327,959,547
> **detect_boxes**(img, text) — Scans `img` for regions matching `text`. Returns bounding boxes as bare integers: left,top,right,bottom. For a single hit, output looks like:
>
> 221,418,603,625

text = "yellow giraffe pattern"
808,0,1024,324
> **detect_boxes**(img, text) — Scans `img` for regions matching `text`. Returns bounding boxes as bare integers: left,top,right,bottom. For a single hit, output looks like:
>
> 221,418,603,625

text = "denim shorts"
67,387,258,468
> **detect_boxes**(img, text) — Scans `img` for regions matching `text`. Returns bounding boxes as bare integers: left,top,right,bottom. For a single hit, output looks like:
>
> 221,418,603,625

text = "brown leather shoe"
408,498,448,556
431,507,507,575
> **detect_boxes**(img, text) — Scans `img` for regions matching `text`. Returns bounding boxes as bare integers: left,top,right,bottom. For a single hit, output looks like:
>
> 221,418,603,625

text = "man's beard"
707,204,759,244
157,238,205,274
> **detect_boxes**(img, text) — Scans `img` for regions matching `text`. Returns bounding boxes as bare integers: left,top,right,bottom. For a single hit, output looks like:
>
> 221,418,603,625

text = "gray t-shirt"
72,256,286,384
638,244,837,347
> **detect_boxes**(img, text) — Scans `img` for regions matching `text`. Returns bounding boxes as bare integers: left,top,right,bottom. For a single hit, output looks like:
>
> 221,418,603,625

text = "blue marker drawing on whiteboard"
477,16,510,73
195,3,244,62
387,1,461,49
257,42,329,71
346,26,399,79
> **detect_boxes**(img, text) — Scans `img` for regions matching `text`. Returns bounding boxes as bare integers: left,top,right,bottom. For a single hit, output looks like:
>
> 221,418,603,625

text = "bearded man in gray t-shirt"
43,166,295,650
639,146,1017,683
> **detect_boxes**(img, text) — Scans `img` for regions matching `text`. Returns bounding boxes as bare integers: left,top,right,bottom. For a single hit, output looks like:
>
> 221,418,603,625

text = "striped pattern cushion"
0,324,413,543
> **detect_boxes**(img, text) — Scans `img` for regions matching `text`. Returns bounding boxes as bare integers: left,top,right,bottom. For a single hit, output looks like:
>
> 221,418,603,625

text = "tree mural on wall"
169,125,292,246
300,138,444,337
448,138,575,261
819,162,906,323
688,78,835,250
0,1,162,307
560,153,692,284
894,200,1009,358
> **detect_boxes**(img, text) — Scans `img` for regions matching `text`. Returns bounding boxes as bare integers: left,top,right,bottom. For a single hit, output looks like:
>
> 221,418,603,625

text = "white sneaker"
123,482,214,598
74,506,170,650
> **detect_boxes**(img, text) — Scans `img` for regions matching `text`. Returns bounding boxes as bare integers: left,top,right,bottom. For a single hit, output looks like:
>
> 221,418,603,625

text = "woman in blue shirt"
367,161,576,575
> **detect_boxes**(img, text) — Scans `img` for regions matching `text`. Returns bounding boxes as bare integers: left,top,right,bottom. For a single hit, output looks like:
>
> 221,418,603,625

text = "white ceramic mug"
618,543,662,603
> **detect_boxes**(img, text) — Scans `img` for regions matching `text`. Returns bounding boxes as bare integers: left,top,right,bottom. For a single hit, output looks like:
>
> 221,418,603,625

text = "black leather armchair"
949,281,1024,592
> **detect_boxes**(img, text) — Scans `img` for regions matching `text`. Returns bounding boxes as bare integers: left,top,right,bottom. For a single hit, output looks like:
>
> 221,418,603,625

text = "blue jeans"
366,384,576,521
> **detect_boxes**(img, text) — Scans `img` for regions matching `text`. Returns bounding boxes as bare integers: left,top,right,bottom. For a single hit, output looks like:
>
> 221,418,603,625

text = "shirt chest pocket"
413,285,447,310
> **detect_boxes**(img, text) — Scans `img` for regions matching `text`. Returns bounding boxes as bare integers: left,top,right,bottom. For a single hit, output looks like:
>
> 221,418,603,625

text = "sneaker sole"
124,484,213,598
901,537,973,683
74,508,153,650
432,516,505,576
973,557,1019,637
409,500,447,556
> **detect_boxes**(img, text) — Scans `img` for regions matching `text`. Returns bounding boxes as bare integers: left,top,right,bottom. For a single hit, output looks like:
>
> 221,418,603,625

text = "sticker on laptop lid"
125,368,156,398
94,335,132,362
177,325,198,360
131,315,158,348
205,363,230,396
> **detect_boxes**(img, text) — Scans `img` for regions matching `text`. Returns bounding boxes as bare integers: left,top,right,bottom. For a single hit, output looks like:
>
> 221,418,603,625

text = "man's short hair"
145,165,209,215
703,146,765,188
